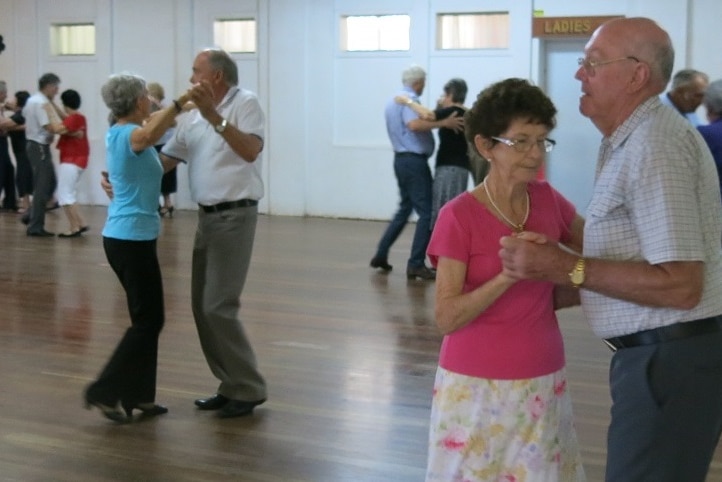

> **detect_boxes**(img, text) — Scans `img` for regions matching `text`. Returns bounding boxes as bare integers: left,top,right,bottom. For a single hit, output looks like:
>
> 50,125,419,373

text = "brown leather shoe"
406,266,436,280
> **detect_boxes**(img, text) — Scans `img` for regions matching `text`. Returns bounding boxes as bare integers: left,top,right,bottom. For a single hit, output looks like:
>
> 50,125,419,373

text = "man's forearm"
407,118,445,132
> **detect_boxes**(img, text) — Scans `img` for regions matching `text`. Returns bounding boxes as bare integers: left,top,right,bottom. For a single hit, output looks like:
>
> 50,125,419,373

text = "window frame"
435,11,511,52
49,22,97,57
338,13,412,55
213,17,258,55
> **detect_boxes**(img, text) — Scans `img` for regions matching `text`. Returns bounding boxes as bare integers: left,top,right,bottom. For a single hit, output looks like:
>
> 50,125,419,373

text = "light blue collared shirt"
384,86,434,156
659,92,703,126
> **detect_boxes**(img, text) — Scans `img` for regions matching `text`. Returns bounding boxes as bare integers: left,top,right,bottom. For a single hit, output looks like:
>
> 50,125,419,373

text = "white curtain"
51,24,95,55
439,13,509,50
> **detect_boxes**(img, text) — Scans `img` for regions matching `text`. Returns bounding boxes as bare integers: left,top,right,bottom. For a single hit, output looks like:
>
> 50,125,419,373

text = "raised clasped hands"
187,81,216,119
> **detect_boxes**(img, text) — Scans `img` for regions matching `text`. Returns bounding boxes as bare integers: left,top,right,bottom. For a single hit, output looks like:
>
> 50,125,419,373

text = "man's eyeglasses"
577,56,640,76
491,136,556,153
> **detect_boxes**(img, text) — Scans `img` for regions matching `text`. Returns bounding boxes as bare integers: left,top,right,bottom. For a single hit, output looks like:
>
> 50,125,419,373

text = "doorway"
541,39,600,215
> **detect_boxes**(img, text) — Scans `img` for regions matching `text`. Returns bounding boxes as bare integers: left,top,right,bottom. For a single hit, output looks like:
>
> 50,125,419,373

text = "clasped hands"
165,81,215,119
499,231,566,282
183,80,219,120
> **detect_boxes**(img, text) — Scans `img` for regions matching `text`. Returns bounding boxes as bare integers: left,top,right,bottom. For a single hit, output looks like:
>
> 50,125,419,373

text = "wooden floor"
1,206,722,482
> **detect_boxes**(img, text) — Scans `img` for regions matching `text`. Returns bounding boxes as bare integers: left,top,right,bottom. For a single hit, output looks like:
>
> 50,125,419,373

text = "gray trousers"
191,205,266,401
605,329,722,481
26,140,56,233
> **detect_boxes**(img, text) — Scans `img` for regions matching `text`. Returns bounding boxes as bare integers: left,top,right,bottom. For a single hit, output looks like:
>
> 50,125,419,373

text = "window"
214,19,257,53
50,23,95,56
437,12,509,50
340,15,410,52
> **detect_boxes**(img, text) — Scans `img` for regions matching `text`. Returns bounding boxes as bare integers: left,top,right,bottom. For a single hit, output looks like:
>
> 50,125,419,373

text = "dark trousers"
374,152,432,269
89,237,165,406
25,141,56,233
12,146,33,197
0,138,17,209
605,329,722,481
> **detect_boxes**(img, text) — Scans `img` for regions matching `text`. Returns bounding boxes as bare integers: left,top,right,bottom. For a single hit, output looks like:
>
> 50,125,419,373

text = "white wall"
0,0,717,219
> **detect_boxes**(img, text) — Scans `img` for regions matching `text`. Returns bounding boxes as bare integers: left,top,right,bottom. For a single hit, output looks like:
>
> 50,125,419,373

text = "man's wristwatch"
214,118,228,134
569,257,586,288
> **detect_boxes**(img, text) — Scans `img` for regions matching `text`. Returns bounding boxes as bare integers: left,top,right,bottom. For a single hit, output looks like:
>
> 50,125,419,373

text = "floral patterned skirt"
425,366,586,482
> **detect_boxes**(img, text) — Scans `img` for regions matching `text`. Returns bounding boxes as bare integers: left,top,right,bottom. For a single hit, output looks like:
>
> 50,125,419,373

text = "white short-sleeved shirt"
162,86,265,205
582,96,722,338
23,92,54,145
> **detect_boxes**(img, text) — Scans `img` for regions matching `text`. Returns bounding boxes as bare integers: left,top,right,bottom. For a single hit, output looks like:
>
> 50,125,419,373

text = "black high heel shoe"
122,402,168,419
84,391,128,424
158,206,174,218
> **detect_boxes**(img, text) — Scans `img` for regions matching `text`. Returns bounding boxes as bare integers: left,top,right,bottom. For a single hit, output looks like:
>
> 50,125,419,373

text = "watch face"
571,270,584,285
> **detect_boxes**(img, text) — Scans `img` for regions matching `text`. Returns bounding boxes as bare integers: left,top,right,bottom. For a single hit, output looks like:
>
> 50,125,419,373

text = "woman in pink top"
425,78,586,481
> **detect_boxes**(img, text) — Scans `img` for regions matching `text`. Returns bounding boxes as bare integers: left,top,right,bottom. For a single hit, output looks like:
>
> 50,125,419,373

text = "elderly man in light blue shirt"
370,65,463,280
659,68,709,126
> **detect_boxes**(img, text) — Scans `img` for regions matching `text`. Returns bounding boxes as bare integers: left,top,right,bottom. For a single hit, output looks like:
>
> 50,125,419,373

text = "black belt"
199,199,258,213
604,315,722,351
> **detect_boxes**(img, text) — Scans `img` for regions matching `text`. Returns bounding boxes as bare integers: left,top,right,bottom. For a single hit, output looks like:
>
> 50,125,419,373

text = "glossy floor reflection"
0,206,721,481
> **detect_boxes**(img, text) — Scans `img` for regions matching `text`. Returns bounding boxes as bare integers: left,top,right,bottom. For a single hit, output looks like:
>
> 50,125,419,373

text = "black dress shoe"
58,230,82,238
27,230,55,237
406,265,436,280
194,393,229,410
217,399,266,419
79,225,90,233
122,402,169,419
370,257,393,272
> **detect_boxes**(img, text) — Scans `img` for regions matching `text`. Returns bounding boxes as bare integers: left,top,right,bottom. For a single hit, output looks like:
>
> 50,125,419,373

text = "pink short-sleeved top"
427,181,576,379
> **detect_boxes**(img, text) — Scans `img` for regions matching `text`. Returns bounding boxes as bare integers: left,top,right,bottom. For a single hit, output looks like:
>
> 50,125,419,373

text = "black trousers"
89,237,165,406
0,137,17,209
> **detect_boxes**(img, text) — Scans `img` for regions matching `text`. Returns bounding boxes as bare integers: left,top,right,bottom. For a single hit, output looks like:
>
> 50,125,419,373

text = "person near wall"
659,68,709,126
56,89,89,238
698,78,722,197
6,91,33,214
370,65,463,280
396,78,471,229
85,73,191,423
123,48,266,419
147,82,178,218
21,73,67,237
424,78,586,481
500,17,722,482
0,81,18,212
